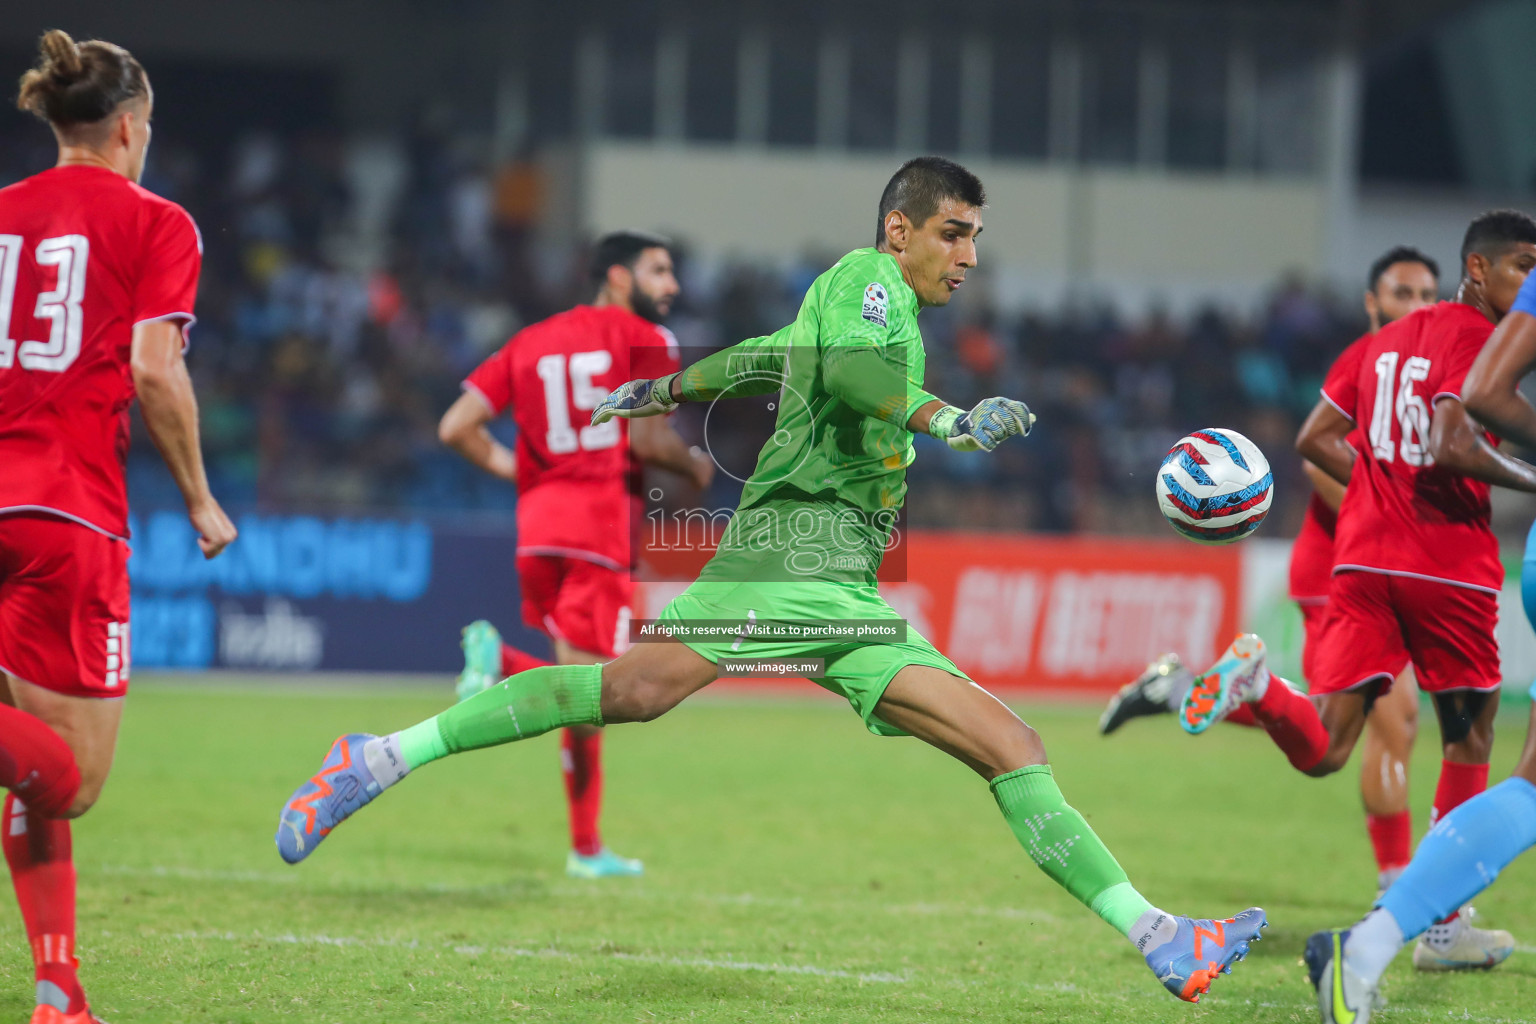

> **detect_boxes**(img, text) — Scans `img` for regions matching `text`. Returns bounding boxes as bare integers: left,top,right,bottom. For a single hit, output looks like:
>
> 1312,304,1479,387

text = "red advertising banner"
636,530,1241,695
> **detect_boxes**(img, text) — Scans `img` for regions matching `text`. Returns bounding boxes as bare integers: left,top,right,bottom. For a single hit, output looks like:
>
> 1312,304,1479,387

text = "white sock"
1343,908,1406,985
362,733,412,789
1422,913,1462,951
1129,908,1180,956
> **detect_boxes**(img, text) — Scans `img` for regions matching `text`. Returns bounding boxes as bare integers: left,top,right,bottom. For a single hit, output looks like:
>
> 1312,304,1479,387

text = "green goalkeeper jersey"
678,247,940,585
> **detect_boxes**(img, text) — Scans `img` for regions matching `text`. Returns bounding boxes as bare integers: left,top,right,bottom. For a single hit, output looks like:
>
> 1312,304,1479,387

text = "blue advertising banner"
127,509,551,672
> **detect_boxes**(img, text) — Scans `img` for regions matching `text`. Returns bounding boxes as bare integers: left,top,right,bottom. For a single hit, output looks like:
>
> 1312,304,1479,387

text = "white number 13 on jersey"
1369,351,1433,467
0,233,90,372
537,350,621,454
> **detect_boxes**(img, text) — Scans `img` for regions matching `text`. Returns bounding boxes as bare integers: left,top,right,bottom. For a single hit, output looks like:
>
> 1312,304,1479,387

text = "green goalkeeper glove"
928,397,1035,452
591,373,680,425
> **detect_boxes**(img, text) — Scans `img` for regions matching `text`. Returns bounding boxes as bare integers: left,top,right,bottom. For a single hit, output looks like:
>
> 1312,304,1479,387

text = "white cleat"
1412,912,1514,972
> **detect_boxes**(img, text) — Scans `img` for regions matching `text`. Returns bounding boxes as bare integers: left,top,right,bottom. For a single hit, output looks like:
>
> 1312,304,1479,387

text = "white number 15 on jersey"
537,350,621,454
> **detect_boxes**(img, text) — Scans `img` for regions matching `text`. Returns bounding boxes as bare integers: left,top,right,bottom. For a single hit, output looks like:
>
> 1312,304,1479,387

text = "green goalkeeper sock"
389,664,604,770
990,764,1160,940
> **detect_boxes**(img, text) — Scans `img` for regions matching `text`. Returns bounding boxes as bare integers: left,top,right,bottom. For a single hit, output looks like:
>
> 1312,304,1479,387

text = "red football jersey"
464,304,680,568
1288,334,1370,602
0,166,201,539
1323,302,1500,593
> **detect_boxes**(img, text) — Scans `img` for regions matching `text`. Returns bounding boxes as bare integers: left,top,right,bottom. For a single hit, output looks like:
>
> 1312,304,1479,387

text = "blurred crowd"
0,123,1377,537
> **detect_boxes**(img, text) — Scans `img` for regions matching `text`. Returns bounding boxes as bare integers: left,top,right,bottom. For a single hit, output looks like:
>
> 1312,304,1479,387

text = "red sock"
1249,673,1329,772
1365,811,1412,874
1429,760,1489,827
3,794,85,1014
1427,760,1489,923
500,643,551,677
0,705,80,818
561,729,604,857
1225,704,1259,728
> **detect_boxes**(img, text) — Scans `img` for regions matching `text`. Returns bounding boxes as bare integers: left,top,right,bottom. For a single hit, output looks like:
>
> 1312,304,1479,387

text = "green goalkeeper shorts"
656,579,970,737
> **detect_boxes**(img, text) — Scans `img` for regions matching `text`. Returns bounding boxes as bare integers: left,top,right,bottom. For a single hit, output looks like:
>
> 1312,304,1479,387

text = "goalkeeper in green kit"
275,157,1266,1002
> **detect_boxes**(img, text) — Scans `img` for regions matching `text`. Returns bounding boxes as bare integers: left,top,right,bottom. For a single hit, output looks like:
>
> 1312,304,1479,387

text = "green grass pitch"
2,678,1533,1023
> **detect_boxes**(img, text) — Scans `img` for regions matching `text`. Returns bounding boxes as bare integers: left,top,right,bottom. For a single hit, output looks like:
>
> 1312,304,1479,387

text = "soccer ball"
1155,428,1273,544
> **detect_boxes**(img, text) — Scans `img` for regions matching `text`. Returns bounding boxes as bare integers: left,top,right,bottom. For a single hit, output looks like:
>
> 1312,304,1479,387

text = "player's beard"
630,284,669,324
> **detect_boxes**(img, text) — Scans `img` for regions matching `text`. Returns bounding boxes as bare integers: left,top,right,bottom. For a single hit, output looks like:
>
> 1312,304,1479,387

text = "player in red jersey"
1293,249,1438,894
1103,248,1439,894
438,231,712,877
1182,209,1536,970
0,31,236,1024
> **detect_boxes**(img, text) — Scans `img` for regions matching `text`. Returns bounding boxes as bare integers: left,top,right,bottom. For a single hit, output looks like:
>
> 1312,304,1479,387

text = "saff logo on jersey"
862,282,888,327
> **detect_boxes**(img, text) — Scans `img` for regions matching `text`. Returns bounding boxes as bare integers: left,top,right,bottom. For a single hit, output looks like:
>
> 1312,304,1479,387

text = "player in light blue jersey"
1305,259,1536,1024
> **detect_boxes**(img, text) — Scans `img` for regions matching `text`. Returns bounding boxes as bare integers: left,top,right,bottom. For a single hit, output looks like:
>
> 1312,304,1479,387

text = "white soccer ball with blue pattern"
1156,428,1273,544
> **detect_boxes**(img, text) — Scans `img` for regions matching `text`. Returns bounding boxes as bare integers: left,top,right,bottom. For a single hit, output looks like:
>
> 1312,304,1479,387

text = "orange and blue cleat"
275,733,402,864
1145,907,1268,1002
1180,634,1268,735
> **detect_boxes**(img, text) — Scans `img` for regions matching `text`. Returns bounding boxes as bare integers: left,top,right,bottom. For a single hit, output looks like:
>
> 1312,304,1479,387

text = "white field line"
130,930,1536,1021
98,864,1536,944
100,863,1536,951
166,929,909,984
96,864,1536,1021
95,862,1061,923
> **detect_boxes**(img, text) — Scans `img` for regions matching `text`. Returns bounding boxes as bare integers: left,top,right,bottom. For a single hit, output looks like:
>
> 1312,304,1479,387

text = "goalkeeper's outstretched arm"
820,345,1035,452
591,330,790,425
593,329,1035,453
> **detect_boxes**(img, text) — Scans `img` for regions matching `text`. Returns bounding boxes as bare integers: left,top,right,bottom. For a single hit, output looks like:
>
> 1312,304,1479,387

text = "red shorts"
1297,598,1329,685
517,554,633,659
1310,569,1498,696
0,513,131,698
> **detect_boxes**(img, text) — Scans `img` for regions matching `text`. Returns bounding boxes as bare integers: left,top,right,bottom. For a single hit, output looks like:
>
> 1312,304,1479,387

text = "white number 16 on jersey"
1369,351,1433,467
0,233,90,373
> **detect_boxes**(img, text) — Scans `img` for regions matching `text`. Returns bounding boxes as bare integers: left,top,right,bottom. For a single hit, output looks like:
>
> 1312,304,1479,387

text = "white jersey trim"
1331,671,1395,693
1331,564,1499,595
1319,387,1354,422
516,545,625,572
133,311,197,352
1432,390,1462,403
0,661,39,689
0,506,128,542
133,311,197,328
461,380,500,415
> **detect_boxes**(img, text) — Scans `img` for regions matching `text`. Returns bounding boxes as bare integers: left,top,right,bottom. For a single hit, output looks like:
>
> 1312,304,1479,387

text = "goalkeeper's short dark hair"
876,157,986,246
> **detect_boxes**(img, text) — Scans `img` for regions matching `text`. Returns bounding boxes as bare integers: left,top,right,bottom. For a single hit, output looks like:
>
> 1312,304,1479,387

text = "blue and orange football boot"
1180,634,1268,735
1145,907,1268,1002
275,733,403,864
